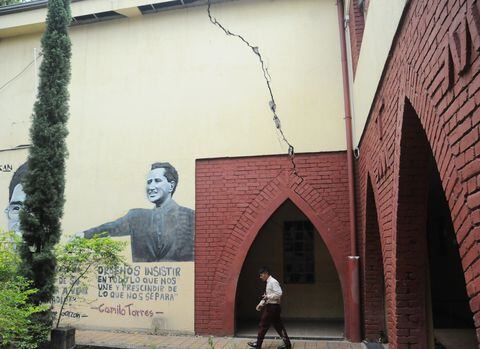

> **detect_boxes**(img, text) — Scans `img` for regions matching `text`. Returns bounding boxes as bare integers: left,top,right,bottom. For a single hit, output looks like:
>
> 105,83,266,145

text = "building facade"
1,0,479,348
354,0,480,347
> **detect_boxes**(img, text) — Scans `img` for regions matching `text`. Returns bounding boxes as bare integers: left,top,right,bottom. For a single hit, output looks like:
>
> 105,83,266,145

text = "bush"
0,232,127,347
0,232,48,349
54,234,127,328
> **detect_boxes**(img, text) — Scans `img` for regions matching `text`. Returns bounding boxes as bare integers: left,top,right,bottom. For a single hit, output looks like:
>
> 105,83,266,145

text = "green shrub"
54,234,127,328
0,232,48,349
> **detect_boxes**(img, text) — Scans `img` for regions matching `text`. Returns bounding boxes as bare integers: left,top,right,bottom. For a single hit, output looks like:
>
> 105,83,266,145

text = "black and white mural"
3,160,195,332
4,162,27,235
82,162,195,262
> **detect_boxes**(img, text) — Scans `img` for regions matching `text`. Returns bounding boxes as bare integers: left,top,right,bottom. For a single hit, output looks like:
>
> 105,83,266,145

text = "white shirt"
264,275,283,304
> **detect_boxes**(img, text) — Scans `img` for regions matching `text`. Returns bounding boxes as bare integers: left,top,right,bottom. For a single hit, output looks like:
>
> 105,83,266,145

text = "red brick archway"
390,99,432,347
359,87,479,348
357,1,480,346
361,175,387,341
359,93,479,347
195,153,352,337
221,179,347,335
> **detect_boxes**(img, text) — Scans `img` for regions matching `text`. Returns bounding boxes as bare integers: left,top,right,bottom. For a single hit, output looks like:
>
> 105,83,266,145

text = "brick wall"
348,0,365,76
392,102,431,347
360,177,387,341
357,0,480,347
195,152,351,336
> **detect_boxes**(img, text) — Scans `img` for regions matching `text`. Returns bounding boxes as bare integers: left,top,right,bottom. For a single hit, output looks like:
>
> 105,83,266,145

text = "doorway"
395,100,477,349
235,200,344,339
426,165,476,349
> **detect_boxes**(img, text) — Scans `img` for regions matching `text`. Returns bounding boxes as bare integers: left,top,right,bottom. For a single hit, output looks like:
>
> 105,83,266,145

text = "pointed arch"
402,67,472,252
211,170,349,334
195,153,352,336
361,173,388,341
389,90,478,346
402,77,478,283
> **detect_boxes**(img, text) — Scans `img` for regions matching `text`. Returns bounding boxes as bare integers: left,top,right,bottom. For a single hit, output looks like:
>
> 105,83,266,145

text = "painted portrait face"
146,167,175,206
5,183,26,235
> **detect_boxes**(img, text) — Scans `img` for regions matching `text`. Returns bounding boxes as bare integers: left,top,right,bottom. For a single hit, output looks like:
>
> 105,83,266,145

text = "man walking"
248,267,292,349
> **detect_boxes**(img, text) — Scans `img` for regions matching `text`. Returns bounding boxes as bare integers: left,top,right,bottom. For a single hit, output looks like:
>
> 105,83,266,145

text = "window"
283,221,315,284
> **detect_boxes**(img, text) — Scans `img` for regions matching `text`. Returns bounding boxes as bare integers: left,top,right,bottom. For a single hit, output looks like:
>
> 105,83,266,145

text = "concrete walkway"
76,330,364,349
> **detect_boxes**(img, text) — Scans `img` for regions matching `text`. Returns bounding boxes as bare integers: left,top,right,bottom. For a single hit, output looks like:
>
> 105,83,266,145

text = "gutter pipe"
336,0,361,342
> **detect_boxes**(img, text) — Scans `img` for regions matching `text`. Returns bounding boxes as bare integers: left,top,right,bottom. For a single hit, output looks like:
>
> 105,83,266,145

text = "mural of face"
5,183,26,235
146,167,175,206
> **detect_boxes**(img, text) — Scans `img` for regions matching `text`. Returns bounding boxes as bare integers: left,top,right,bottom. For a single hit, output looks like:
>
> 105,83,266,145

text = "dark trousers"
256,304,291,349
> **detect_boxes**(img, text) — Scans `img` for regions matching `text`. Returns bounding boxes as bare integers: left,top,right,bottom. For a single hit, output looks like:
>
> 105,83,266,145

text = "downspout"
336,0,361,342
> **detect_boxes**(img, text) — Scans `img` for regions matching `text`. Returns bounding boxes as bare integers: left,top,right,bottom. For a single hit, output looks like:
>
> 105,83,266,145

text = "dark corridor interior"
427,164,476,348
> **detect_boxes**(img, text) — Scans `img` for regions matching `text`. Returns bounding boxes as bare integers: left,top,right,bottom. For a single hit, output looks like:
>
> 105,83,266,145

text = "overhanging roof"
0,0,227,38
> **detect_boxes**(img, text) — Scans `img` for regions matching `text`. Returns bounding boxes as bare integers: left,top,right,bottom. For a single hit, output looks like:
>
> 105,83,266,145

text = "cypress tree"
19,0,71,327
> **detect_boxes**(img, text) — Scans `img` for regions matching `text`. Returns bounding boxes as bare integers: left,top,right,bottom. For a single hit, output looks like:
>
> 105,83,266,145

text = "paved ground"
236,320,344,339
76,330,364,349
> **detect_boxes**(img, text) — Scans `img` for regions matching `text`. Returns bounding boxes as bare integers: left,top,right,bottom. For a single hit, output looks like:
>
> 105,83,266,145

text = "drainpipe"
336,0,361,342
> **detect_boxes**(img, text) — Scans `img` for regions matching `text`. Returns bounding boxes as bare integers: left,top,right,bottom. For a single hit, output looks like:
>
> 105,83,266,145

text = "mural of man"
82,162,194,262
4,162,28,235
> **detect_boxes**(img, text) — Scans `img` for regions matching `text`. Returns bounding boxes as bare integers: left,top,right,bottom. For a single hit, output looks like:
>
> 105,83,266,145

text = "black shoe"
247,342,258,348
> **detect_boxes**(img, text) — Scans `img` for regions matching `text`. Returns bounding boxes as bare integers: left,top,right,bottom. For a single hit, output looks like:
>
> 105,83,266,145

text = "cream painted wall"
352,0,408,146
0,32,39,149
0,0,345,332
0,0,345,232
237,200,344,321
53,257,195,333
